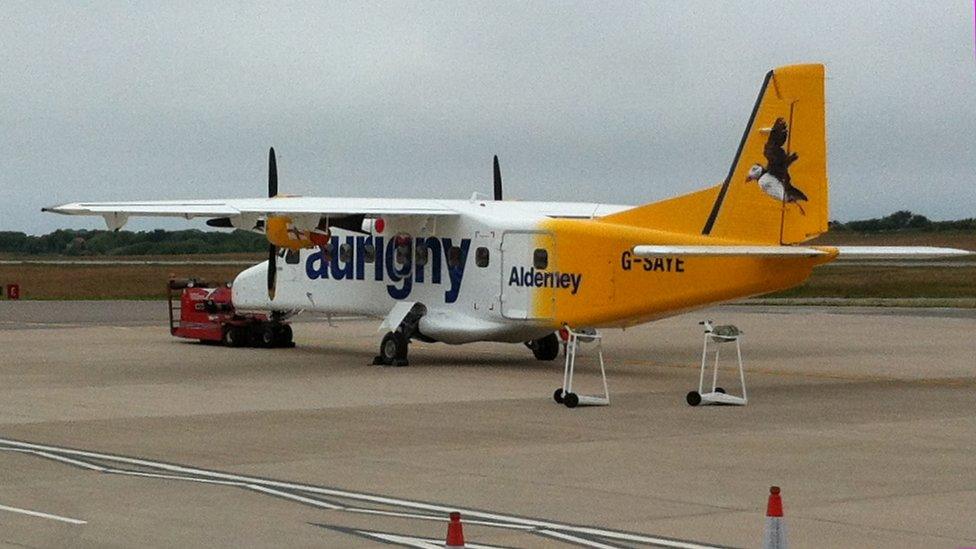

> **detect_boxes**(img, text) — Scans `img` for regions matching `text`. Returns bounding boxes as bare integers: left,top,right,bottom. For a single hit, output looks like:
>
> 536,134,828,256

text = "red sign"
6,284,19,300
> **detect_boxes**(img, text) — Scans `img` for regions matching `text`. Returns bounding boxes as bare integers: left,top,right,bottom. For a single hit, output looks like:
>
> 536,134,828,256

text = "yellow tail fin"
602,64,828,244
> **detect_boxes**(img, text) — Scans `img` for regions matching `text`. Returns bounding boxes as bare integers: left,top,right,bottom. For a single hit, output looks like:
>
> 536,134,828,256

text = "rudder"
602,64,828,244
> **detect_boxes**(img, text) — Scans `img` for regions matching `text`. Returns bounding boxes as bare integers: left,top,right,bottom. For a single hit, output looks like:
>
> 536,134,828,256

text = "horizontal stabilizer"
830,246,973,259
632,245,973,260
632,245,828,257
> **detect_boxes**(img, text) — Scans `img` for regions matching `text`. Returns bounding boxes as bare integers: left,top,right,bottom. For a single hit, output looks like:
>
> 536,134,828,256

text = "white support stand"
553,327,609,409
686,321,747,406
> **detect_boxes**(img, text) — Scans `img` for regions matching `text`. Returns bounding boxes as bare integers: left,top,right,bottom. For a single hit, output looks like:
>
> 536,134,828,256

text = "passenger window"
285,249,300,264
476,247,490,268
339,243,353,263
447,246,462,268
363,243,376,263
533,248,548,269
415,246,429,266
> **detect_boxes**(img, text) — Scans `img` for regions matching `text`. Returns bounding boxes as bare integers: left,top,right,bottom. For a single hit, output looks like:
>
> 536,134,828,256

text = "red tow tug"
167,278,294,348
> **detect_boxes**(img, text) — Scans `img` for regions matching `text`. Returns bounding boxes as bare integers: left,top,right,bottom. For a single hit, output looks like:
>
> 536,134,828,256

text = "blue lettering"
306,250,329,279
440,237,470,304
302,233,473,302
507,266,583,295
330,236,355,280
354,236,370,281
414,237,442,284
373,236,385,281
384,236,412,299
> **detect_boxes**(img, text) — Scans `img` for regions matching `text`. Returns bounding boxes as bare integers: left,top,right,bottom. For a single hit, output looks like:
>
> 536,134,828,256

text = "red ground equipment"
167,278,293,348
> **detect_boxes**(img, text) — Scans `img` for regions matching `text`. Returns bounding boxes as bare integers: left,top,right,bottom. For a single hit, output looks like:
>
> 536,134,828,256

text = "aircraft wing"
43,197,459,229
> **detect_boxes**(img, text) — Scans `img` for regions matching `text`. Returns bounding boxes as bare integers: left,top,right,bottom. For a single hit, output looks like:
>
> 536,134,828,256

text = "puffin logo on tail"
746,118,808,215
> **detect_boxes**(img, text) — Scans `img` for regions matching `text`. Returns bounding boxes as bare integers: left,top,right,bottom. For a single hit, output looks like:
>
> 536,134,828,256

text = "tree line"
829,211,976,232
1,211,973,255
0,229,266,255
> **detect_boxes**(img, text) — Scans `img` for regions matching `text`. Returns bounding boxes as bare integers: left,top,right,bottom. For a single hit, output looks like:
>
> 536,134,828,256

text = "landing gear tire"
563,392,579,408
714,387,726,394
686,391,702,406
528,333,560,361
553,388,564,404
375,332,409,366
224,326,245,347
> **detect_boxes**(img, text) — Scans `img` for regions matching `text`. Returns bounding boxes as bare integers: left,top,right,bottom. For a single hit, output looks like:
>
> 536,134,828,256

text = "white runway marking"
0,503,87,525
0,437,726,548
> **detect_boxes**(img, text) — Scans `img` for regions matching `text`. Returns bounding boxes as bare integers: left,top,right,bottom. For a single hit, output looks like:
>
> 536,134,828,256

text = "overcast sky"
3,1,974,234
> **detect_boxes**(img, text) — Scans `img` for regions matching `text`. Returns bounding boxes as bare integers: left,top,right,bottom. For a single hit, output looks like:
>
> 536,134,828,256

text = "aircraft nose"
231,261,270,309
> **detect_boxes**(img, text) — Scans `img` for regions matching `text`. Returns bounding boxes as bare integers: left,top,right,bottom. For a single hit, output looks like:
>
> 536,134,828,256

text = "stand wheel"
714,387,726,394
686,391,702,406
563,392,579,408
553,388,564,404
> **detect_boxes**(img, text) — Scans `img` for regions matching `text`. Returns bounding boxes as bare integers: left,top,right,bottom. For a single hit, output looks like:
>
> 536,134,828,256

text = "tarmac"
0,300,974,548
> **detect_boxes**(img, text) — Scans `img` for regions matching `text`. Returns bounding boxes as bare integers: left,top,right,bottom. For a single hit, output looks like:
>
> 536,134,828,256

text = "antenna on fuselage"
493,155,503,201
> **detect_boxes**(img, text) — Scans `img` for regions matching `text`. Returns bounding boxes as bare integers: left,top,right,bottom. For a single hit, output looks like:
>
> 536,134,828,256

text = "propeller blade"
493,155,502,201
268,147,278,198
267,244,277,300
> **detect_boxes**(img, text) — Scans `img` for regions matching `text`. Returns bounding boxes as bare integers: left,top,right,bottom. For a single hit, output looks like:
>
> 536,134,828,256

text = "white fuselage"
232,199,629,344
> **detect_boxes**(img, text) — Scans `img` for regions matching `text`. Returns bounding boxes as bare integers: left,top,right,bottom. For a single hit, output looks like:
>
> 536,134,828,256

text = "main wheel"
714,387,726,394
553,388,564,404
686,391,702,406
529,333,560,361
377,332,409,366
563,392,579,408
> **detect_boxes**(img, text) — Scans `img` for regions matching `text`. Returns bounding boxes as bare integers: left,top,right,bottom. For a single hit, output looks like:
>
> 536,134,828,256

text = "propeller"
267,147,278,301
493,155,503,201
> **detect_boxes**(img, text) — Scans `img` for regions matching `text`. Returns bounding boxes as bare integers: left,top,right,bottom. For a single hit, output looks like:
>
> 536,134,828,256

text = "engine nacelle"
266,216,316,250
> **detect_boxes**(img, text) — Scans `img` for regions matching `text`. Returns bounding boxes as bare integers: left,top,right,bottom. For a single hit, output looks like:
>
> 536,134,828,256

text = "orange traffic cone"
762,486,787,549
445,511,465,548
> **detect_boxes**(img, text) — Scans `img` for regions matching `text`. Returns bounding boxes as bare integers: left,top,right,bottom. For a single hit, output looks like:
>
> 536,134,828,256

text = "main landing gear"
373,331,410,366
372,304,426,367
525,333,560,361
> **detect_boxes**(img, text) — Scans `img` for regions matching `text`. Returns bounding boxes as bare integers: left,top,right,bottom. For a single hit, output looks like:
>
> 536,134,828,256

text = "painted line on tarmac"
0,503,87,525
0,437,728,549
314,523,512,549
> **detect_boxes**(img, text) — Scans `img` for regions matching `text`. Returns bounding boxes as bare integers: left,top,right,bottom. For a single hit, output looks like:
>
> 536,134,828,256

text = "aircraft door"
501,231,555,320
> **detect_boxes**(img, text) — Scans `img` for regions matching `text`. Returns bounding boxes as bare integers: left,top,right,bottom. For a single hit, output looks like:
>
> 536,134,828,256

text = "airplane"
44,63,971,369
